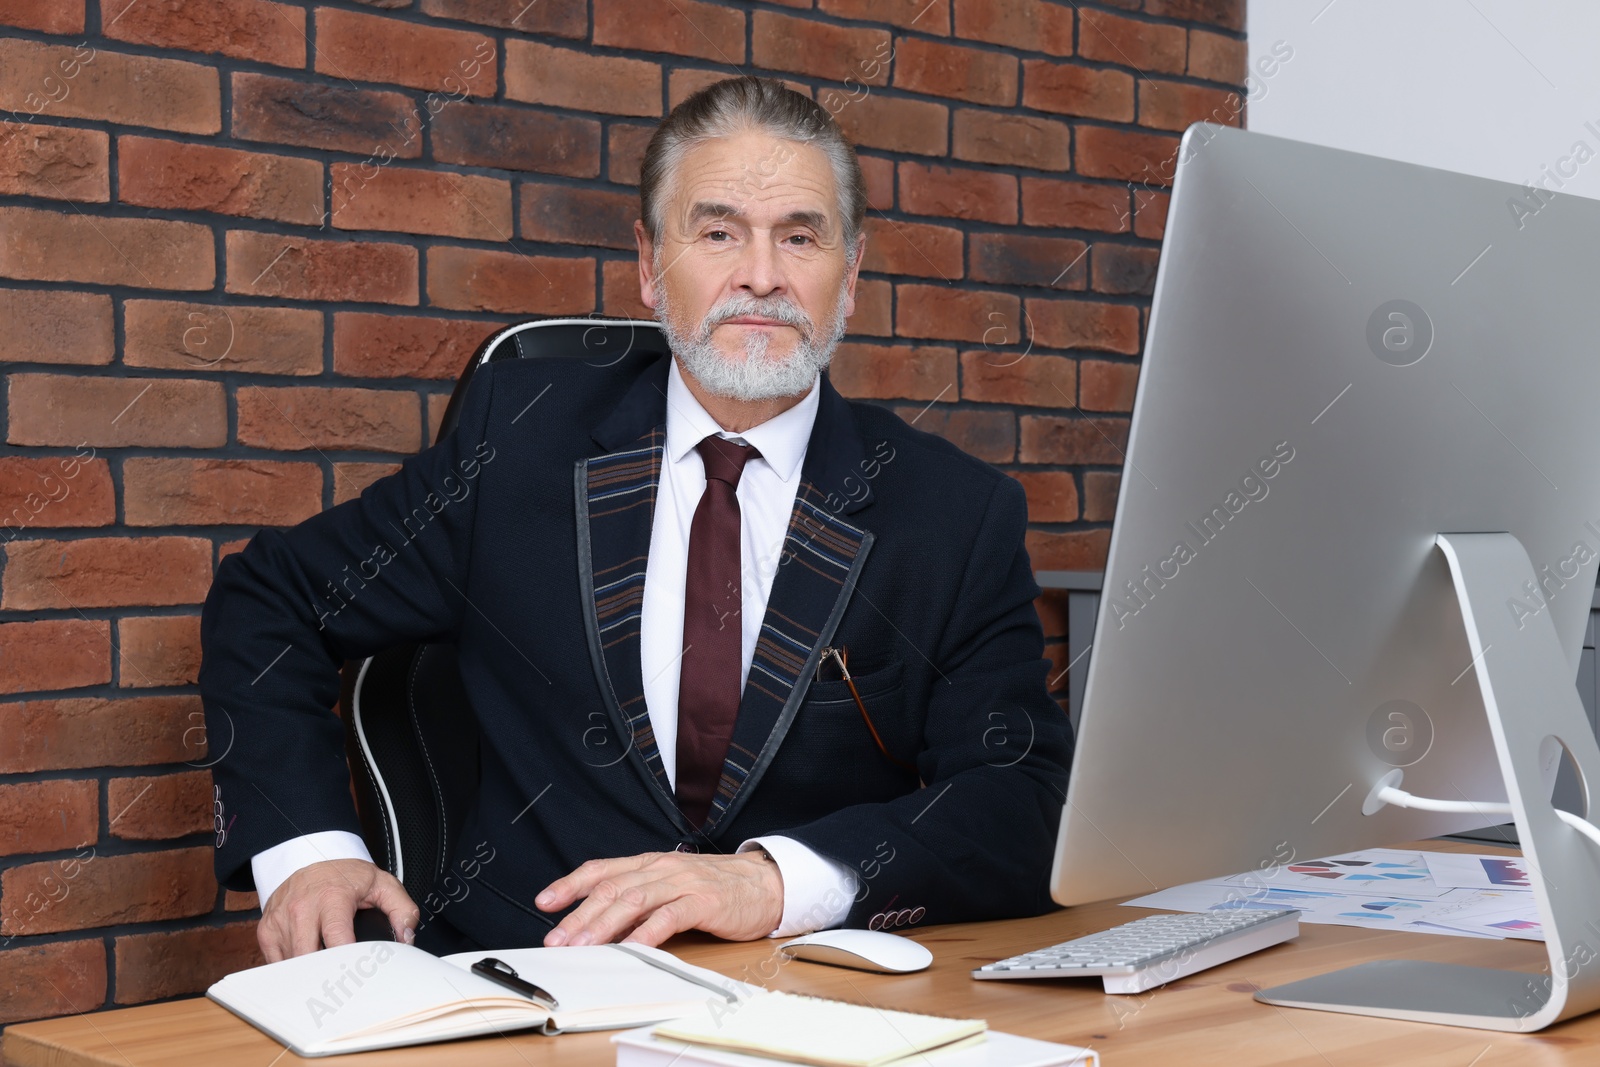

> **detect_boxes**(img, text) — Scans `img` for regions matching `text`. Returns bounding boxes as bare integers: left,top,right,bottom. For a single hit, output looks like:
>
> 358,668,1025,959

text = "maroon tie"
676,434,760,829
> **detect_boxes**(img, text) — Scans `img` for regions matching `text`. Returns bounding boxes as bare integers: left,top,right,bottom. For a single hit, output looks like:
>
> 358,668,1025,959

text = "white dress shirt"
252,357,858,938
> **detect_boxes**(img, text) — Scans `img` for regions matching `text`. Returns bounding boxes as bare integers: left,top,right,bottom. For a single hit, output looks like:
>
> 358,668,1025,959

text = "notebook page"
652,990,986,1067
440,943,749,1028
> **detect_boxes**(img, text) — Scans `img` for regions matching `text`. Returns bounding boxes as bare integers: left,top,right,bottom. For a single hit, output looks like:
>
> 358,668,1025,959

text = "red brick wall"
0,0,1245,1027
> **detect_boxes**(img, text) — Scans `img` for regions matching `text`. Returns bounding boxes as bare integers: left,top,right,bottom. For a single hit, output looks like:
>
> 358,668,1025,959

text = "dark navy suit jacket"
199,349,1074,948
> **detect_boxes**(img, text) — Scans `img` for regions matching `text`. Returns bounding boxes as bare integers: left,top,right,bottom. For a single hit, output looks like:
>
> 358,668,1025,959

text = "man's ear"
841,232,865,318
635,219,658,310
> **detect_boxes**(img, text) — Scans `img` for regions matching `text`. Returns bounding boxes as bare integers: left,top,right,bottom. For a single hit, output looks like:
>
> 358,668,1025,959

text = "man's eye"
787,234,814,246
706,229,731,241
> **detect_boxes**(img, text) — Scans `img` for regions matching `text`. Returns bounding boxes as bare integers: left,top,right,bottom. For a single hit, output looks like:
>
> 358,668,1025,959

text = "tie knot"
696,435,759,488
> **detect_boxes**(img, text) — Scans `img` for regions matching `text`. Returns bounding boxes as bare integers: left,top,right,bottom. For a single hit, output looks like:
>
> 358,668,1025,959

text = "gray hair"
639,76,867,267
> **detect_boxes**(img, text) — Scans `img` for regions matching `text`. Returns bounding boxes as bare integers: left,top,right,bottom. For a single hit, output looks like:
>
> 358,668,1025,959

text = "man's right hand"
256,858,420,962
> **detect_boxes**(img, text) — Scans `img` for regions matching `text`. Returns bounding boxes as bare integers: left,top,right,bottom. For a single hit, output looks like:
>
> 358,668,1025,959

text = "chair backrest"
338,314,670,906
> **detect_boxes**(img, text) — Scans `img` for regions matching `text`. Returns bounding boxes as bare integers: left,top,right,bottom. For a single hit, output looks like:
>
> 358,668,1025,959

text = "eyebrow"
685,200,832,233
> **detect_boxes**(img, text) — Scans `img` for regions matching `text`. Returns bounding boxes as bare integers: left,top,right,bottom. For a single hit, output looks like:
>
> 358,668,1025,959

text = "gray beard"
653,261,851,402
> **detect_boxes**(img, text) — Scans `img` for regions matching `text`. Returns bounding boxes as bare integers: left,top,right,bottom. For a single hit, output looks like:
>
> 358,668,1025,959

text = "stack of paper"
1123,847,1542,941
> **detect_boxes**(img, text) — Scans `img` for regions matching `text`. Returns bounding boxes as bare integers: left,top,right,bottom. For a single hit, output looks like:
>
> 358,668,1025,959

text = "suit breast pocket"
793,660,917,773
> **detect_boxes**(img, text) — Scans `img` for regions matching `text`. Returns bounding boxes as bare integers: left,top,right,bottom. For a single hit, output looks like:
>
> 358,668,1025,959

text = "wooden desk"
7,843,1594,1066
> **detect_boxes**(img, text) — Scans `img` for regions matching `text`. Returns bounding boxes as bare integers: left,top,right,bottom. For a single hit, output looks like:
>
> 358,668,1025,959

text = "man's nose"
732,234,785,296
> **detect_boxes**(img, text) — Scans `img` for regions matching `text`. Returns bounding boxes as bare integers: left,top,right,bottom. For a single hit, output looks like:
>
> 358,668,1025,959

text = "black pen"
471,957,559,1009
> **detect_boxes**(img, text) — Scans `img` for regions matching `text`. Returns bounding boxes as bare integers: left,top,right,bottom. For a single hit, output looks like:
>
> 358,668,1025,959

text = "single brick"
0,288,113,364
123,458,323,527
896,284,1020,343
114,921,264,1005
0,39,219,134
898,162,1018,225
859,154,895,211
0,620,111,697
606,123,655,186
235,386,421,453
860,217,963,279
103,0,306,67
426,246,595,315
1022,60,1134,122
117,615,203,689
1021,177,1131,233
6,374,227,448
1140,78,1243,132
1189,28,1248,84
1009,470,1080,522
1136,189,1170,239
1026,528,1110,569
961,350,1078,407
2,0,86,33
1083,470,1121,521
519,182,637,249
1080,358,1140,411
0,206,213,289
1020,414,1131,464
1092,243,1162,295
0,779,98,856
332,164,511,241
1,536,213,610
601,260,652,319
1079,9,1187,74
107,770,212,841
232,72,423,158
893,37,1017,106
828,343,957,401
1075,125,1181,183
0,940,106,1026
0,847,216,935
952,110,1070,171
225,230,418,305
1145,0,1243,32
123,301,322,375
952,0,1072,56
433,104,600,177
969,233,1087,289
751,11,892,85
0,694,204,773
1026,297,1142,353
0,455,115,531
851,278,893,337
333,312,495,380
0,124,109,201
819,0,950,34
418,0,587,37
504,40,660,117
333,462,402,504
314,8,496,96
832,94,948,156
118,135,322,225
593,0,745,63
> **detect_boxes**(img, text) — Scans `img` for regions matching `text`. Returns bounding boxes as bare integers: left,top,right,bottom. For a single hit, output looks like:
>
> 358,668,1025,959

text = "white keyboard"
972,909,1300,994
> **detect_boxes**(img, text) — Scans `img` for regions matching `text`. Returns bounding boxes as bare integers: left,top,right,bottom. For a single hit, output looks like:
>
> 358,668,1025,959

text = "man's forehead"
683,198,832,232
671,134,837,223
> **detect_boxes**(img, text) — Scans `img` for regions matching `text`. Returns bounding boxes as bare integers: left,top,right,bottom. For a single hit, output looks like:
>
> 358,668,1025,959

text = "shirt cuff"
250,830,374,908
739,835,858,938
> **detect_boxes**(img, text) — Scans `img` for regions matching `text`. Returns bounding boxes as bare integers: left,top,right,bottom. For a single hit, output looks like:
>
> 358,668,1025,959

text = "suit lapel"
575,352,878,841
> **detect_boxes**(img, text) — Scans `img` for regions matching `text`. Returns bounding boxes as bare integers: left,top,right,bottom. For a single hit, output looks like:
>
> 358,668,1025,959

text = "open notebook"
207,940,753,1057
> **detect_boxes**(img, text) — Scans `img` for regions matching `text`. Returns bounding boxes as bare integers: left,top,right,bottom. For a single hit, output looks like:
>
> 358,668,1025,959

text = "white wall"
1247,0,1600,202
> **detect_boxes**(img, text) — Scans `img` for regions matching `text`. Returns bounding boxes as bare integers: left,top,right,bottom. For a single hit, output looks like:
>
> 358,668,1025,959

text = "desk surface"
7,841,1594,1067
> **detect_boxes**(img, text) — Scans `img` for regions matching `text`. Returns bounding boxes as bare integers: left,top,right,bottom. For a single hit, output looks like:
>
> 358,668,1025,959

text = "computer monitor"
1049,123,1600,1031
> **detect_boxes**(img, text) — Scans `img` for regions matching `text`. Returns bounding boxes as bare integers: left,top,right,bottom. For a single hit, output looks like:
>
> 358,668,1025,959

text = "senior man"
200,75,1073,960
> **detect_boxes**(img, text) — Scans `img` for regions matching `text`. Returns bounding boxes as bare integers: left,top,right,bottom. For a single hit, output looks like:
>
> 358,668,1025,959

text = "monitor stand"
1255,533,1600,1031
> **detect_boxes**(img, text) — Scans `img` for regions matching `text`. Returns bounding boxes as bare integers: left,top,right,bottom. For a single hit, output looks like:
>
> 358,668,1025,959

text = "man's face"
637,129,862,401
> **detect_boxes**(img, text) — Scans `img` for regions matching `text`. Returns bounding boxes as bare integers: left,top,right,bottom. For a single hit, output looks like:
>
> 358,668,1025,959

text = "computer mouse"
778,929,934,973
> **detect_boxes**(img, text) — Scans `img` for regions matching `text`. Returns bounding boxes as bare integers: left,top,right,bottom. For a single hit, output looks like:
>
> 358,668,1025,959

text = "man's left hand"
535,850,784,947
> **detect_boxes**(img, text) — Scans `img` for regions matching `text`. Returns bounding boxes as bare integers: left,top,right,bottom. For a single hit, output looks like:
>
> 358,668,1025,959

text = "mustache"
697,296,814,338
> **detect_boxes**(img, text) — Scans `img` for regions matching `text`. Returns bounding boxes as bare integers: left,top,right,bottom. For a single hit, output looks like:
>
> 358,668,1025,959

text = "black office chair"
337,315,671,929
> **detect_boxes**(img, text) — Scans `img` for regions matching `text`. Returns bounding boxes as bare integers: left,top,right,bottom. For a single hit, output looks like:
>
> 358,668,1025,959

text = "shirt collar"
664,355,820,483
